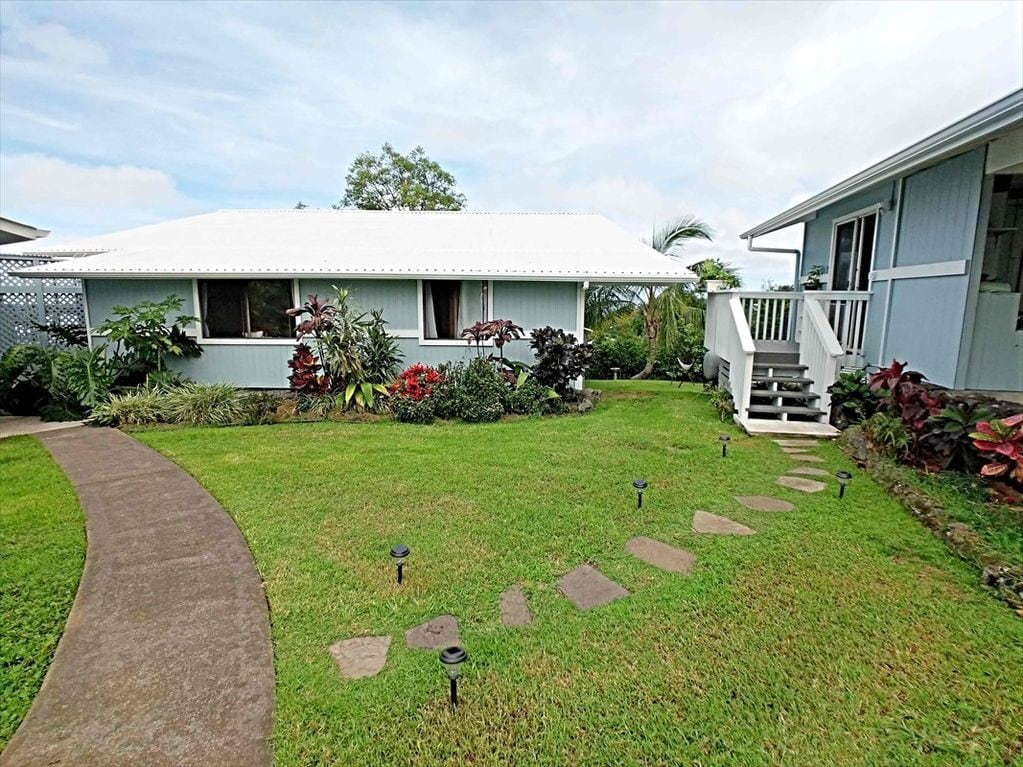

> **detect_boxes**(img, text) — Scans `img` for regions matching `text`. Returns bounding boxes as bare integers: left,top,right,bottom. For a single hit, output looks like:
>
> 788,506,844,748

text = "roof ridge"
216,209,600,216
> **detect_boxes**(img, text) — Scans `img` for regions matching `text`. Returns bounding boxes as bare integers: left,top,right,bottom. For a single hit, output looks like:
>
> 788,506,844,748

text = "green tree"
336,143,466,211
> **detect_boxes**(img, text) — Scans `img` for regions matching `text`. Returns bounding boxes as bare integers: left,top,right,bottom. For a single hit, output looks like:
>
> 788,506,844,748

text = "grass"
0,436,86,750
132,381,1023,767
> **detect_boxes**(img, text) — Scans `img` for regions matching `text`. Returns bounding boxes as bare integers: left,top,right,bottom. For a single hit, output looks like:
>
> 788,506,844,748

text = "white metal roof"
740,88,1023,240
0,217,50,245
11,210,696,283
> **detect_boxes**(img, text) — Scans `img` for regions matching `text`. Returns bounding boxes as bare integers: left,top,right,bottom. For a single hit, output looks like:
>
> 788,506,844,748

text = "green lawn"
135,382,1023,767
0,436,86,749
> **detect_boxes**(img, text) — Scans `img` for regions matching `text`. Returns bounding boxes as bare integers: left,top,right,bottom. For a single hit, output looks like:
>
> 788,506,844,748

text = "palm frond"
645,215,714,256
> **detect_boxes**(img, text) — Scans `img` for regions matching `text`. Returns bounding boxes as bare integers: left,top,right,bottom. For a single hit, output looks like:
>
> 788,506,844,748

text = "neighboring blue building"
13,210,694,388
706,90,1022,435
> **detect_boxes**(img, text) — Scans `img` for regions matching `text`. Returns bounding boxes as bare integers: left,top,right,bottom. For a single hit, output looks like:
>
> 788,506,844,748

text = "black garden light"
439,645,467,710
836,471,852,499
632,478,648,509
390,544,410,584
719,435,731,458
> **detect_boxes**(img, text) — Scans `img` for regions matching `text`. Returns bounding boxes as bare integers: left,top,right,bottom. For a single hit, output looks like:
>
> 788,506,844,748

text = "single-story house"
12,210,694,387
705,88,1023,436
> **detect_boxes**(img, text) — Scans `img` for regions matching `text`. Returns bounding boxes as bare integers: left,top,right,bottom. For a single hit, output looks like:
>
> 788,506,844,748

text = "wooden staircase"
747,346,827,423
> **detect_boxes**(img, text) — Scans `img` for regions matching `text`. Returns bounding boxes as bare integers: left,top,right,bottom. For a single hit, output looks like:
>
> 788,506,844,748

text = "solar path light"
390,544,410,584
719,435,730,458
632,479,648,509
439,646,467,710
835,471,852,499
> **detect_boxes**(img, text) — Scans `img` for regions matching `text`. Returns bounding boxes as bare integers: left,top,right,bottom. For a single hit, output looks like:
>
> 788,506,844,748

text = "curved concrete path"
1,428,273,767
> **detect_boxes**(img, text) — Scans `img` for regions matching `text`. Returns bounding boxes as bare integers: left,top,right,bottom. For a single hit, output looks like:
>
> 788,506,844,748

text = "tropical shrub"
360,309,404,384
90,387,166,426
707,386,734,422
529,326,593,396
590,335,647,379
429,363,463,420
922,402,994,472
449,357,505,423
970,413,1023,484
869,360,944,464
391,394,436,424
0,344,55,415
389,364,442,401
655,323,705,381
507,378,561,416
240,391,285,426
460,319,524,359
161,383,245,426
287,344,330,395
95,295,201,382
863,411,910,458
827,369,882,428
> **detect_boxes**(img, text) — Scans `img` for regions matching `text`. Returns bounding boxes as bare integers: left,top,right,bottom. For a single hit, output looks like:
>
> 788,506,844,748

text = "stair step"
750,389,820,401
751,362,808,371
748,404,825,417
752,375,814,385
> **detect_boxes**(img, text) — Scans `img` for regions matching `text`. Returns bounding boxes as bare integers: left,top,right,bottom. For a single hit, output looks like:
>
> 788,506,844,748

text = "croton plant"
970,413,1023,484
389,363,442,402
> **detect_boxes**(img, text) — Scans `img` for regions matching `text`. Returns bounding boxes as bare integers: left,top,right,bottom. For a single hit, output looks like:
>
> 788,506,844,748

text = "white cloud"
0,154,184,209
2,17,109,68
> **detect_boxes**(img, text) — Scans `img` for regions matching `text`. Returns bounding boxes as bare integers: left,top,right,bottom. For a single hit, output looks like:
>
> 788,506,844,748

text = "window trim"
189,278,301,345
827,206,881,291
416,278,494,346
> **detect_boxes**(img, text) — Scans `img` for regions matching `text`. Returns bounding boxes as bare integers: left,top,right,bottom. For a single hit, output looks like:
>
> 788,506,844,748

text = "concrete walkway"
0,415,84,439
1,428,274,767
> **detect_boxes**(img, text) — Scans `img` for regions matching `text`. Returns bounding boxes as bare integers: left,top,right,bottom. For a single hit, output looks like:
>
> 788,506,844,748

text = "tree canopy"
336,143,466,211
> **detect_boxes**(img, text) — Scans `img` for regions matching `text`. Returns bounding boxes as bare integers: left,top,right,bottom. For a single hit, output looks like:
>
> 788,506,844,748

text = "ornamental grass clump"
161,382,245,427
89,387,166,426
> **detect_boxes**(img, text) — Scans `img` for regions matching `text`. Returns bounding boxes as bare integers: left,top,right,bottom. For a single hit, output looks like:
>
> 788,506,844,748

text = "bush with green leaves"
863,411,910,458
90,387,166,426
706,386,734,422
529,326,592,396
590,335,647,379
240,391,286,426
360,309,404,384
390,394,436,424
507,378,561,416
95,294,201,384
161,383,245,426
453,357,507,423
827,370,883,429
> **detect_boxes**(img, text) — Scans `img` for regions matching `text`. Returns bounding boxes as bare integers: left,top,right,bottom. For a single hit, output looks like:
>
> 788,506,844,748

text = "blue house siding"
84,276,581,388
800,180,897,278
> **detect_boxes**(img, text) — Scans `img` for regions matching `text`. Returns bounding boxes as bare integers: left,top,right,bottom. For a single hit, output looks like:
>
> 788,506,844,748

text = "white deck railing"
706,291,756,422
706,288,870,425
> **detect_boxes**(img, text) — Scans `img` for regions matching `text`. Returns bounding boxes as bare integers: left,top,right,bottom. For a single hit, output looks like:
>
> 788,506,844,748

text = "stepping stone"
625,536,695,575
500,586,533,627
329,635,391,679
781,447,816,455
557,564,629,611
774,439,819,449
790,466,829,477
776,476,826,493
692,510,755,535
734,495,795,512
405,615,460,650
786,453,825,463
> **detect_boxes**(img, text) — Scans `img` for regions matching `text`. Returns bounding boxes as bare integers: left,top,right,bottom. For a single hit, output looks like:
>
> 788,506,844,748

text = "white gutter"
744,235,802,286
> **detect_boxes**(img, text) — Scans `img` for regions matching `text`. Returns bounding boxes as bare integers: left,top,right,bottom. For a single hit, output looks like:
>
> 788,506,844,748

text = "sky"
1,0,1021,288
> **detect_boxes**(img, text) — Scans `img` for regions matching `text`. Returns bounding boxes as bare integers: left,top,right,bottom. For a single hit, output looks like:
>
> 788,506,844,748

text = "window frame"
827,205,882,292
416,279,494,346
190,278,301,345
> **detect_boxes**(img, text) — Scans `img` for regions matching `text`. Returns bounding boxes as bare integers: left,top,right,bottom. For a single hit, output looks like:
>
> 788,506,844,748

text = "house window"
198,279,293,339
830,212,877,291
422,280,487,340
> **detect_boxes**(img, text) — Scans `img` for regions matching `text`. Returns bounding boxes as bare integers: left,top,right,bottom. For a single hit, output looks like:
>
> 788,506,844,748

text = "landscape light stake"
390,544,410,584
719,435,730,458
836,471,852,499
632,479,648,509
439,646,467,710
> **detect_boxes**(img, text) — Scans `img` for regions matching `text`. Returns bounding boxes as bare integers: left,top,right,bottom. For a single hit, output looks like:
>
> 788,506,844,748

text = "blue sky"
1,0,1021,287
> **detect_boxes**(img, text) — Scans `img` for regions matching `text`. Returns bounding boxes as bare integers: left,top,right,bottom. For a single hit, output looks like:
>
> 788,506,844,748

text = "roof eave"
739,89,1023,240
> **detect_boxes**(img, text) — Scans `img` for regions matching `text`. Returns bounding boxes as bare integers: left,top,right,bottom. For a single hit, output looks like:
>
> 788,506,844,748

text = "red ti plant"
287,343,329,395
286,294,336,339
970,413,1023,484
389,363,442,401
869,360,944,465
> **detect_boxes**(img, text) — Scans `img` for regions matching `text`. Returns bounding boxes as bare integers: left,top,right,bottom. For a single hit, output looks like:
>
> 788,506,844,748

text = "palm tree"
630,216,714,379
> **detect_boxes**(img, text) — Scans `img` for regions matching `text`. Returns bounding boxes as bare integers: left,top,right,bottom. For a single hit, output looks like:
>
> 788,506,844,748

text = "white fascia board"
739,89,1023,240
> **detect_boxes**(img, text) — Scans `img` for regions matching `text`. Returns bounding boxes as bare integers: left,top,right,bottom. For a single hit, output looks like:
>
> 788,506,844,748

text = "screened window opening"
422,280,487,340
199,279,293,339
830,212,877,291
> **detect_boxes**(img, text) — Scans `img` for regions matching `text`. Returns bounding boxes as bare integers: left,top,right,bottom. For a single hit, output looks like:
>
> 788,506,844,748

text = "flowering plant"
389,363,442,402
970,413,1023,484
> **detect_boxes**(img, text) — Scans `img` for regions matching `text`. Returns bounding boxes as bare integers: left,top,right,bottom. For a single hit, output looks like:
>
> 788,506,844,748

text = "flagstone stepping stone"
405,615,460,650
556,564,629,611
776,476,827,493
625,536,695,575
500,586,533,627
789,466,829,477
786,453,825,463
692,510,755,535
774,439,820,448
734,495,795,512
329,635,391,679
781,447,816,455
